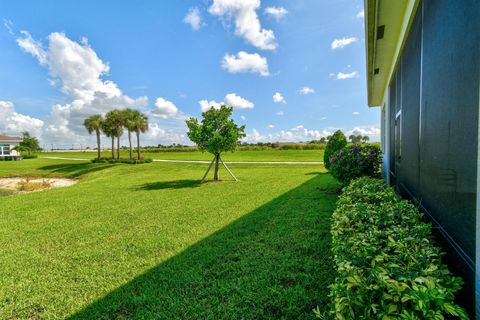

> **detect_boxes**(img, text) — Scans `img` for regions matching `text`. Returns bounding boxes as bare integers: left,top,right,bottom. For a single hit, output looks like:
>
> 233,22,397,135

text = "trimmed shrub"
324,130,347,169
91,157,153,164
22,153,38,159
321,177,468,319
329,144,382,185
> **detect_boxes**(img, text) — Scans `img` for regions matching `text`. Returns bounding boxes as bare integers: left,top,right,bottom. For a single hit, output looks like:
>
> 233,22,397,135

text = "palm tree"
130,111,149,159
122,108,137,160
83,114,104,160
101,119,115,159
105,109,124,160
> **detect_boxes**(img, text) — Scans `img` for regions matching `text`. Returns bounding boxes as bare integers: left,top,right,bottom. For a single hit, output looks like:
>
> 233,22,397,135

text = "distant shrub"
319,177,468,319
22,153,38,159
278,143,326,150
238,145,272,151
141,147,198,153
13,145,38,159
324,130,347,169
329,144,382,185
141,144,326,152
91,157,153,164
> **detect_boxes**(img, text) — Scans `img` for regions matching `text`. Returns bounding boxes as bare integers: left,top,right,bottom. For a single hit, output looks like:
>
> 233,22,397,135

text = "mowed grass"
40,148,324,162
0,157,338,319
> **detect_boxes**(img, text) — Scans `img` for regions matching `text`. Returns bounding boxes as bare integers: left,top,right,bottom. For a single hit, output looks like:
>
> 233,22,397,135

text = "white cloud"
352,111,360,115
268,124,275,129
347,127,381,141
224,93,254,109
356,10,364,18
291,125,304,131
276,111,284,116
240,115,247,120
243,127,334,143
152,97,179,119
3,19,14,35
15,31,149,146
209,0,277,50
299,86,315,95
244,126,381,144
199,100,223,112
183,7,203,31
331,37,358,49
273,92,286,104
145,123,189,145
222,51,269,76
200,93,254,112
0,100,44,137
331,71,359,80
264,7,288,21
321,116,327,120
17,31,48,64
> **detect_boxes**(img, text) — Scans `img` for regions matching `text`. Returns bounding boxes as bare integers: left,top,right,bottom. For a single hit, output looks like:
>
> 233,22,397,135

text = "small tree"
130,111,149,160
101,120,115,159
361,135,370,143
186,105,245,182
83,114,104,160
349,134,362,143
20,131,41,152
324,130,347,169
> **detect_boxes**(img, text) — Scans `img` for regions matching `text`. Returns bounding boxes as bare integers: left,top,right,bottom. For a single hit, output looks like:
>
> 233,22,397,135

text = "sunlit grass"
40,149,325,162
0,157,338,319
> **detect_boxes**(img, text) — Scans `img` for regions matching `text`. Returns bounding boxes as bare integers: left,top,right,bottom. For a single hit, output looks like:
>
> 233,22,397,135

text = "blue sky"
0,0,379,148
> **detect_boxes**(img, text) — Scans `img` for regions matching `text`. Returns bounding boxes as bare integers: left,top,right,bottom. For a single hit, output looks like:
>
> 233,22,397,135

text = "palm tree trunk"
117,135,120,160
213,154,220,181
128,130,133,160
136,130,141,160
111,136,115,159
96,129,101,160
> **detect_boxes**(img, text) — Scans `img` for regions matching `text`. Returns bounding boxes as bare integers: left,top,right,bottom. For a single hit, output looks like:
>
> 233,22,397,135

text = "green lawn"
40,149,324,162
0,157,338,319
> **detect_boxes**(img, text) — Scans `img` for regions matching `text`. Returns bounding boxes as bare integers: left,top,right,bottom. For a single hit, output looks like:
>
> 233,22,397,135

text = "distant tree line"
348,134,370,143
83,109,149,160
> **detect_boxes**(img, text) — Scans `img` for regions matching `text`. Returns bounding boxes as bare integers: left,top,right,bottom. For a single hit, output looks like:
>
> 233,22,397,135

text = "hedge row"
325,177,468,319
91,157,153,164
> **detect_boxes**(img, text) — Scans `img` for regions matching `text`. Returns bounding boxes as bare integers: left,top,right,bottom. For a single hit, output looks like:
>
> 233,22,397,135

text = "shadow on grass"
305,171,324,175
38,163,116,178
68,173,338,319
135,179,201,190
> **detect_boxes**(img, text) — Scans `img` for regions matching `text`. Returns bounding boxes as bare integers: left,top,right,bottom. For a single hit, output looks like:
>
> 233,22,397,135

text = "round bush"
323,130,347,169
329,144,382,184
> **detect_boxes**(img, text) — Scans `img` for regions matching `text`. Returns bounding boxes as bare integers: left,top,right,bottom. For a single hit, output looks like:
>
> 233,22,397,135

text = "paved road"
39,156,323,165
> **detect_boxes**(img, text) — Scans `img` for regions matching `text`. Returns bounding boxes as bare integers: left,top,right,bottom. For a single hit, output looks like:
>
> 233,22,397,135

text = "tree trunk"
96,129,101,160
111,136,115,159
136,131,141,160
213,154,220,181
128,130,133,160
117,135,120,160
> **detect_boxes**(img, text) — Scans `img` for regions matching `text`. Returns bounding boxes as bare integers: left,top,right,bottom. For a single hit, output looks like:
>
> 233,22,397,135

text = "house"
0,134,23,160
364,0,479,315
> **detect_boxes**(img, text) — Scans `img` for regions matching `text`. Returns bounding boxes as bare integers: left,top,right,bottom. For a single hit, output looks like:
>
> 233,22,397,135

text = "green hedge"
22,153,38,159
91,158,153,164
322,177,468,319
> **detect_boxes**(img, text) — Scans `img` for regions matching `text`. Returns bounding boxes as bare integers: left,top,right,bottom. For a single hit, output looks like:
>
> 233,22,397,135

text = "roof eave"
365,0,421,107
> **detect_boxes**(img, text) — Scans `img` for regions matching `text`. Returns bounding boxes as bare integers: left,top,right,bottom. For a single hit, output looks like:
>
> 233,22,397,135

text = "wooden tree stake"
220,156,238,181
200,157,216,183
